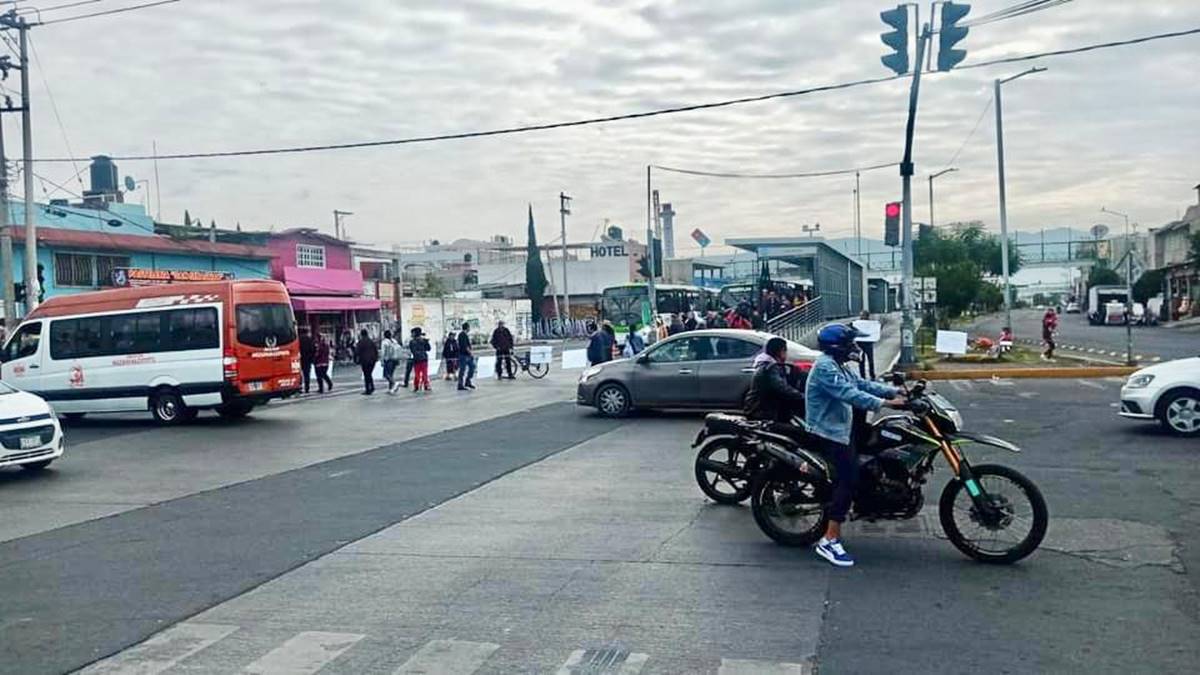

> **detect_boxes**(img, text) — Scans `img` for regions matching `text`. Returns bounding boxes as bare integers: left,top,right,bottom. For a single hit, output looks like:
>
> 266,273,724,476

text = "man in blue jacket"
806,323,905,568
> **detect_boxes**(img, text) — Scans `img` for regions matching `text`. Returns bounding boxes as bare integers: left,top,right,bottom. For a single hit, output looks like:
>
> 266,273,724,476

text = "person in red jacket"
1041,308,1058,361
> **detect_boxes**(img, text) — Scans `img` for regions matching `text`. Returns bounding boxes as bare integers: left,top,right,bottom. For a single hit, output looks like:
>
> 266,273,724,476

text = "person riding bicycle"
806,323,906,568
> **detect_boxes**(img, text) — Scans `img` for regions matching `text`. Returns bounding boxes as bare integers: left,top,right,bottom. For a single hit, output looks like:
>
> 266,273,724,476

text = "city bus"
598,283,719,343
0,280,301,425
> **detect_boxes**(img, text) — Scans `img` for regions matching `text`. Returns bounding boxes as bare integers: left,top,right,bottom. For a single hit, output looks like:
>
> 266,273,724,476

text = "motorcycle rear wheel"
693,439,753,505
750,473,829,547
939,463,1048,564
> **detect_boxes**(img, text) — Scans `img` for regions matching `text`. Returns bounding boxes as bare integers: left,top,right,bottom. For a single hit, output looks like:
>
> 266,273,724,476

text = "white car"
1119,357,1200,437
1065,301,1080,314
0,381,65,471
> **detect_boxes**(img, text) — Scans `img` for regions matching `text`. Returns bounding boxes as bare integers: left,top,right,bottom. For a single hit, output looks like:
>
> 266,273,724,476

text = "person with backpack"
380,330,402,394
408,328,432,392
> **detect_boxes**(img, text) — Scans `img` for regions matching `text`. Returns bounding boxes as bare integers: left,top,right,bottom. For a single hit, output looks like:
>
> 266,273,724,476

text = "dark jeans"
403,358,414,386
382,359,398,387
315,364,333,392
361,361,376,394
301,360,313,392
495,350,514,378
457,354,476,388
858,343,876,380
814,435,858,523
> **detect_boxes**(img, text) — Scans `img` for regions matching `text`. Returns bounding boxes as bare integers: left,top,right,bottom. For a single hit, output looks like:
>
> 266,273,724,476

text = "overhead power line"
940,97,993,170
965,0,1074,28
652,161,897,180
24,25,1200,163
36,0,179,26
18,0,106,15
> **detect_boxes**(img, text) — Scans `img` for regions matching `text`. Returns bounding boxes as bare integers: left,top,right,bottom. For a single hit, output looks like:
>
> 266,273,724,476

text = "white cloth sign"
852,319,881,343
475,355,496,374
529,345,553,364
561,349,589,370
935,330,969,355
427,359,440,375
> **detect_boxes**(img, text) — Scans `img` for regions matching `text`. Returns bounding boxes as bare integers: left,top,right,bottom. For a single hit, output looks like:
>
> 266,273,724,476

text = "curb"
903,366,1139,380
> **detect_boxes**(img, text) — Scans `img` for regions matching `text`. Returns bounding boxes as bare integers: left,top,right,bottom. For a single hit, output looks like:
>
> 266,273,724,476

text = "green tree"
422,271,448,298
1190,230,1200,263
524,204,549,322
1132,269,1163,304
183,209,192,226
1088,264,1122,288
913,225,1017,317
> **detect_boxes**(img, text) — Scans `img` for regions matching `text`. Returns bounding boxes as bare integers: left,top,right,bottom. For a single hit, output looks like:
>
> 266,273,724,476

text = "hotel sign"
590,244,628,258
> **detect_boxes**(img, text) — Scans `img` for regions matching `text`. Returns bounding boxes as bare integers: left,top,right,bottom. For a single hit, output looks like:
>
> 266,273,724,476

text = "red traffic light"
885,202,901,217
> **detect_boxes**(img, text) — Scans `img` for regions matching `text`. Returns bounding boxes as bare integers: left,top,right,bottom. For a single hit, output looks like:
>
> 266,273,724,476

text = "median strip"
904,365,1139,380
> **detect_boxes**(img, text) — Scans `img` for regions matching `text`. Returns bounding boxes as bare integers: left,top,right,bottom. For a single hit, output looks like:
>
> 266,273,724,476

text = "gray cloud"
22,0,1200,250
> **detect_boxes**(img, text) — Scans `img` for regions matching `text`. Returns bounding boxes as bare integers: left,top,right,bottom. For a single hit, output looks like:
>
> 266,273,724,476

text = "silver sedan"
576,329,819,417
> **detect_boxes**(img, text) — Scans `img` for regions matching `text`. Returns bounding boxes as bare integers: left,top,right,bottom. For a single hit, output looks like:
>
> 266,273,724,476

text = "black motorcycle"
695,377,1049,564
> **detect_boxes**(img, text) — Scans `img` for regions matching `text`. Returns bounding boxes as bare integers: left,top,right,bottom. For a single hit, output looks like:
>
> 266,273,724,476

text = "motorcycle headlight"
949,409,963,431
1125,374,1155,389
580,365,603,383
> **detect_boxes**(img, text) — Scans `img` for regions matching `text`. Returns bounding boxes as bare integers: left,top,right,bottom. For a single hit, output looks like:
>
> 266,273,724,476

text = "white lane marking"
1017,391,1038,399
557,649,648,674
80,623,239,675
394,640,499,674
947,380,968,391
719,658,811,675
990,378,1015,386
243,631,364,674
1076,379,1106,390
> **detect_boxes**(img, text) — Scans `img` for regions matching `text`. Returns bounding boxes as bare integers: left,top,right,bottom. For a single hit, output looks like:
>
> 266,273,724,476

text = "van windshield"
236,303,297,348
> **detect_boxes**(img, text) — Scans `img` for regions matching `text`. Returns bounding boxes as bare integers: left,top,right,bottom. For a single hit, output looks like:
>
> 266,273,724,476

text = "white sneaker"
814,537,855,567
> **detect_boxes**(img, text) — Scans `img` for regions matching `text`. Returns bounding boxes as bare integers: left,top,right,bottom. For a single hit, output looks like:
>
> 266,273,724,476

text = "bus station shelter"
724,237,865,319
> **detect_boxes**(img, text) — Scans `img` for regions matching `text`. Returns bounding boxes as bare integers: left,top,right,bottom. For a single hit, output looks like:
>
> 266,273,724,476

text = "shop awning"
291,295,382,312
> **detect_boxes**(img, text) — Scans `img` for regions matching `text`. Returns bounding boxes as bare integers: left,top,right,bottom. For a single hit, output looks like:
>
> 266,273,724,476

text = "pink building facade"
265,228,382,350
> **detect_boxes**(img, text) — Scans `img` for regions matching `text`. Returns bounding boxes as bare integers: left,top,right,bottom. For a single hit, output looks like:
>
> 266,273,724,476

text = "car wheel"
20,460,53,472
1158,389,1200,437
150,389,191,426
594,383,631,418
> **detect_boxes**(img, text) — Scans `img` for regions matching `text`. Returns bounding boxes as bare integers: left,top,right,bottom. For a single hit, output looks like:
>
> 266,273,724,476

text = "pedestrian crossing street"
81,623,813,675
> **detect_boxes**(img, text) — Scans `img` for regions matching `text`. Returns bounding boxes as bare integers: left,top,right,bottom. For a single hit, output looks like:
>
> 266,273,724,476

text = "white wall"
399,297,533,351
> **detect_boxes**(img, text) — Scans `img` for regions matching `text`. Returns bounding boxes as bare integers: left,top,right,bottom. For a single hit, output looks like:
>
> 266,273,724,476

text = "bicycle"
499,351,550,379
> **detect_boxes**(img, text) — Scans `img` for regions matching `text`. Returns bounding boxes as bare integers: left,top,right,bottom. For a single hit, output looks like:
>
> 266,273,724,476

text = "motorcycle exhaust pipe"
696,457,749,480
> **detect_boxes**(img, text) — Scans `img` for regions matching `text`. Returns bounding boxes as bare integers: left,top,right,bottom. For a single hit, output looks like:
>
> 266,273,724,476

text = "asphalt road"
44,374,1198,675
968,308,1200,362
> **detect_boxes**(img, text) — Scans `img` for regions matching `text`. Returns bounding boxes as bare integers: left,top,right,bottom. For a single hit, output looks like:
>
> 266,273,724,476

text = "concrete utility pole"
17,16,36,311
559,192,571,331
994,67,1045,334
645,165,657,316
854,171,862,264
333,209,353,240
0,114,14,328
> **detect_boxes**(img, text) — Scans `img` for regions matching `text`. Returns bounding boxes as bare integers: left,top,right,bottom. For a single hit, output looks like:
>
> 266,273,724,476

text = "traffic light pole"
645,165,657,321
0,116,14,329
17,17,36,312
898,26,930,368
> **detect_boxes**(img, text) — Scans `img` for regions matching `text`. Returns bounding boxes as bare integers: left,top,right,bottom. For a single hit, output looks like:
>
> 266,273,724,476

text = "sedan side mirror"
636,354,651,365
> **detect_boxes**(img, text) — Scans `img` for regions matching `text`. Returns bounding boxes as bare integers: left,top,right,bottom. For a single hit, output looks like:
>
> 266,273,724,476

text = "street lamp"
995,66,1046,333
1100,206,1135,365
928,168,957,229
802,222,821,238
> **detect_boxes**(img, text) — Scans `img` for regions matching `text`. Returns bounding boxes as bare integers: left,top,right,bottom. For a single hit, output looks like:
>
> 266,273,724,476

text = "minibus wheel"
150,388,193,425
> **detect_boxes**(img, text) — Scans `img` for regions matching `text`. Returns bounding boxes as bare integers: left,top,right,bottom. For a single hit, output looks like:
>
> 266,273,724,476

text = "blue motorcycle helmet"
817,323,863,362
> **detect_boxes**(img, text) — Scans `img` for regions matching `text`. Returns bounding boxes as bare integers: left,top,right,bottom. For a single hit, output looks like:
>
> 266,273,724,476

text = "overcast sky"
13,0,1200,253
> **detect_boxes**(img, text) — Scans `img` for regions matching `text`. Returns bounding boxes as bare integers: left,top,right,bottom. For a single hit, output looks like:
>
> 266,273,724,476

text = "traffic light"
651,238,663,277
637,255,652,279
36,263,44,302
884,202,901,246
13,281,25,304
937,2,971,71
879,5,909,75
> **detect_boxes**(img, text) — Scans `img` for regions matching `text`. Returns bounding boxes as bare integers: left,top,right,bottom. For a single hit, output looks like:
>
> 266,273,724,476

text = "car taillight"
223,352,239,380
794,361,813,372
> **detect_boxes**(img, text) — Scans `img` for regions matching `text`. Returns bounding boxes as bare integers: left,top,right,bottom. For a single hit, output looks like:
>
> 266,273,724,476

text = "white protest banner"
529,345,553,364
935,330,969,355
852,319,881,343
561,349,589,369
427,359,440,375
475,355,496,374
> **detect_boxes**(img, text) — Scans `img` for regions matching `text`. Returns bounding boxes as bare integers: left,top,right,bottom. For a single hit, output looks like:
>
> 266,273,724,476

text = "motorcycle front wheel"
939,463,1048,564
750,472,829,547
693,439,754,505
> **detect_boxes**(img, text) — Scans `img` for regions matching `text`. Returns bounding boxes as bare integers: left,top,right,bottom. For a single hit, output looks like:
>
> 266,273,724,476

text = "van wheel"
217,402,254,420
150,389,191,426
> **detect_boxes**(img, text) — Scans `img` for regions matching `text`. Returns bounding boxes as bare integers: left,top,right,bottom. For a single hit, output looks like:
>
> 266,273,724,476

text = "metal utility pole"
928,167,957,229
854,171,862,263
994,67,1045,334
897,25,931,367
0,114,14,328
17,17,36,311
1101,206,1135,365
559,192,571,330
645,165,656,315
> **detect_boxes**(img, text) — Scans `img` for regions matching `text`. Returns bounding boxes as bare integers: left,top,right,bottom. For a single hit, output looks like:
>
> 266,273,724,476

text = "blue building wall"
4,201,271,306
